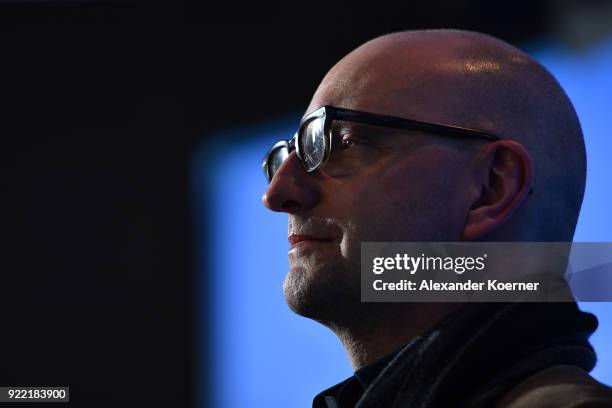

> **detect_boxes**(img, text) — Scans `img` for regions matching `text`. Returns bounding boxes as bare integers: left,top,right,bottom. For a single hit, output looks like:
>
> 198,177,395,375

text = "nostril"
281,200,301,210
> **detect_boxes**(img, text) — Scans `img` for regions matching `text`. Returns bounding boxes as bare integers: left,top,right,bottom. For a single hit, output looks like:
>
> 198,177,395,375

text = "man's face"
262,47,479,322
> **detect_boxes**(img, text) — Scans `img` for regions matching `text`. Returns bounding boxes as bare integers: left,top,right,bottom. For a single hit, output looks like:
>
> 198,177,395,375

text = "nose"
262,151,320,213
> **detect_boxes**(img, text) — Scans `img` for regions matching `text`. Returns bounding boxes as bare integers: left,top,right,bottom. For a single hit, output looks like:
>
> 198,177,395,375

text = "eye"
341,136,359,149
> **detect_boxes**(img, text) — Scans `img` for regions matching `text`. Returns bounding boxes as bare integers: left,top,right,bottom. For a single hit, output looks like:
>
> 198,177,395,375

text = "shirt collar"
313,345,407,408
354,346,404,389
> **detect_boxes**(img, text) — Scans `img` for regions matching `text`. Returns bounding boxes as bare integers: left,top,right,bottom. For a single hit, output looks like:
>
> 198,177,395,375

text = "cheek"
345,148,465,241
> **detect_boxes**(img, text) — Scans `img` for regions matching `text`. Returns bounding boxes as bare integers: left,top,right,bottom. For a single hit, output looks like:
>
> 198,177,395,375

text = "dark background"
2,1,610,406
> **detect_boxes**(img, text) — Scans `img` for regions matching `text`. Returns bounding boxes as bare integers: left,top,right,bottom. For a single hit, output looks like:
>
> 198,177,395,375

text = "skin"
262,30,586,370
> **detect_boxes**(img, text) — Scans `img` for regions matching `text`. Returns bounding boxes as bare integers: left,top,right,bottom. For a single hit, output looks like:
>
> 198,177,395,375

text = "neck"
327,302,460,370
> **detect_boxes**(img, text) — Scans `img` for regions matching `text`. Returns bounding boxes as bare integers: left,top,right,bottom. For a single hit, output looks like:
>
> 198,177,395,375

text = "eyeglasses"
262,105,502,183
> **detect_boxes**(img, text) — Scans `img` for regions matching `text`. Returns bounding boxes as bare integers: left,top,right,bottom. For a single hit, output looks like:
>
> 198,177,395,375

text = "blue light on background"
193,38,612,408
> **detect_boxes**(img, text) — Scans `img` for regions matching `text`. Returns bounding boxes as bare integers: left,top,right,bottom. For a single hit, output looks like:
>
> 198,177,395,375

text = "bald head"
308,29,585,241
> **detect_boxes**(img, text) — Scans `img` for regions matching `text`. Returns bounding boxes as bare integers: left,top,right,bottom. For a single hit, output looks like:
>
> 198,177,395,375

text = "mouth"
288,234,335,249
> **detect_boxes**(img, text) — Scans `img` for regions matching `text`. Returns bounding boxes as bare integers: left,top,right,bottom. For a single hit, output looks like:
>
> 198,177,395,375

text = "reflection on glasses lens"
301,117,326,172
269,145,289,180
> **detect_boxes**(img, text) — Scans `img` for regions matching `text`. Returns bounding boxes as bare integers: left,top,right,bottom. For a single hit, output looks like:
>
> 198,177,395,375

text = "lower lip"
289,239,334,251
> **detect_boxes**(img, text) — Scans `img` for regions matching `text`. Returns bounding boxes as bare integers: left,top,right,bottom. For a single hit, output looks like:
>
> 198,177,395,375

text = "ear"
461,140,534,241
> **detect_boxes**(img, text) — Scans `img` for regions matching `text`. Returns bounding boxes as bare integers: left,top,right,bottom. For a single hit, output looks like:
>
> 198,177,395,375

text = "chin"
282,262,360,323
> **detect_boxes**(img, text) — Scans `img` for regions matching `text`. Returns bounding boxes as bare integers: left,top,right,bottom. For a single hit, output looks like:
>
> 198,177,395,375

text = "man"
261,30,612,407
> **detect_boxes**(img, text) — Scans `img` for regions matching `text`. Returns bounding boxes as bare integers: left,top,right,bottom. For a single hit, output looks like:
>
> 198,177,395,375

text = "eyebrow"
330,120,422,141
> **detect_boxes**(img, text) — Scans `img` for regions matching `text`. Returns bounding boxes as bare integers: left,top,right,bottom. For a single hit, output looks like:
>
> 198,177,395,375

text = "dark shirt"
313,347,405,408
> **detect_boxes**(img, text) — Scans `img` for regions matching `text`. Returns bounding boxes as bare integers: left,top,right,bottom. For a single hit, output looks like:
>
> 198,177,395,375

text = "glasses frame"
262,105,502,183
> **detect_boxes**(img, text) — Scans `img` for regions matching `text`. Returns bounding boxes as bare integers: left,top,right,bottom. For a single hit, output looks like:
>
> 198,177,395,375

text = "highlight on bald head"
309,29,586,242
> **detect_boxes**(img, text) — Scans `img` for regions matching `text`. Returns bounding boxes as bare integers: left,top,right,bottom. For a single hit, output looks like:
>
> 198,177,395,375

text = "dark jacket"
351,302,612,407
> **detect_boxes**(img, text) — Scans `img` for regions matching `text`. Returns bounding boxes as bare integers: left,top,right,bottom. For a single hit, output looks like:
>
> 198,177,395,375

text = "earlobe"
462,141,534,241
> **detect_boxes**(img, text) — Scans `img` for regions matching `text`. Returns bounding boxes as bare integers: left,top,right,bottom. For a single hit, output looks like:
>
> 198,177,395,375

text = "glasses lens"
300,116,326,172
267,145,289,181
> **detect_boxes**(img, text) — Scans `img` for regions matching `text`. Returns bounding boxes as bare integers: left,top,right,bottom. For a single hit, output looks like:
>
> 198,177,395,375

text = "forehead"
306,53,458,125
304,35,524,134
307,63,408,115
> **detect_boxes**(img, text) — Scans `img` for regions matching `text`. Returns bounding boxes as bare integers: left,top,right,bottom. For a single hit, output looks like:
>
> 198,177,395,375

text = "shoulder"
496,365,612,408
